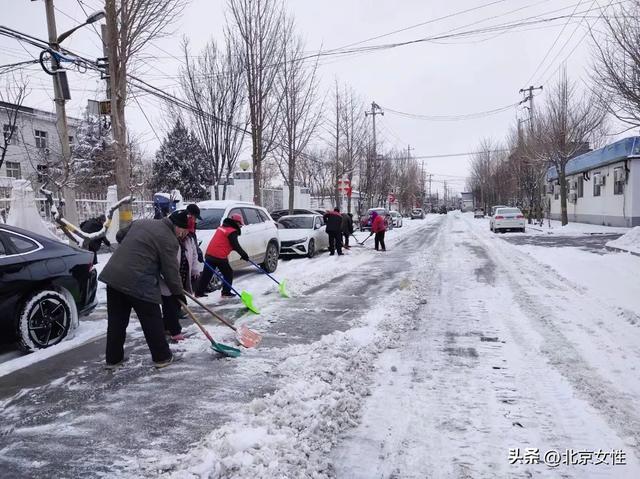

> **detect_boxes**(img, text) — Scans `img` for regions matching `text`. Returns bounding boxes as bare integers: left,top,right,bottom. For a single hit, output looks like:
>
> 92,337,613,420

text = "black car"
270,208,320,221
0,224,98,351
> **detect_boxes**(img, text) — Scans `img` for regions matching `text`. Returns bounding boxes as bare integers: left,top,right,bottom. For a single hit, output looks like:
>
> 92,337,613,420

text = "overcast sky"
1,0,626,195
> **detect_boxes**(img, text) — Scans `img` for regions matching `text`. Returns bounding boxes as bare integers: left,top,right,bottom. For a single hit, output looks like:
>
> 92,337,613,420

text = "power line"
521,0,587,87
381,103,518,121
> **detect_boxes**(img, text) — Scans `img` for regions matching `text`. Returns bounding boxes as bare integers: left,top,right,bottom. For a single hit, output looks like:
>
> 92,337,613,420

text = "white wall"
549,159,639,226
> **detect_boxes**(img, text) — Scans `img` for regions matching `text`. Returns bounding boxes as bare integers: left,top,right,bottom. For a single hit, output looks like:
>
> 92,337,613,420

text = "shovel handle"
184,291,237,332
203,261,241,298
179,300,217,345
248,259,281,286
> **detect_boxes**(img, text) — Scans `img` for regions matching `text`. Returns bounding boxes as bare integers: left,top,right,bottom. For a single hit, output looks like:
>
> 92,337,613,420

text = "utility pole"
519,85,543,133
44,0,78,225
427,173,433,211
364,101,383,208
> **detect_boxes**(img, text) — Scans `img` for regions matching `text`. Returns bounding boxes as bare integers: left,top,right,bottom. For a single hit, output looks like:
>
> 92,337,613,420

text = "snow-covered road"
1,212,639,478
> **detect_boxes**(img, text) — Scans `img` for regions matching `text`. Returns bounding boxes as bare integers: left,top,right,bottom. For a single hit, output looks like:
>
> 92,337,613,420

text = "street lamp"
56,10,105,44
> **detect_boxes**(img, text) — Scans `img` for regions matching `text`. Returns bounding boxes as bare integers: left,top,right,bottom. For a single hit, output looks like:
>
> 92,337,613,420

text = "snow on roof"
547,136,640,181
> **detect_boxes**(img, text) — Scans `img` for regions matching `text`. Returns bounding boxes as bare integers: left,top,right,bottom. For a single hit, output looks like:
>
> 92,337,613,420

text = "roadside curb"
604,245,640,257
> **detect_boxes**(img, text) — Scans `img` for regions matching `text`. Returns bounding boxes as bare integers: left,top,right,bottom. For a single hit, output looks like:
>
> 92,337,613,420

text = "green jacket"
99,218,183,304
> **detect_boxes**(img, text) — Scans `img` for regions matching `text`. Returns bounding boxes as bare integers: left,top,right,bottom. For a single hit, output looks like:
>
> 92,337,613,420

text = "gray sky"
1,0,622,195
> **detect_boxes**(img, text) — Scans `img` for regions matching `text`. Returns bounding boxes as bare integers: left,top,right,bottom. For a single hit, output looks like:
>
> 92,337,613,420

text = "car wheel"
17,290,72,352
307,239,316,258
261,241,279,273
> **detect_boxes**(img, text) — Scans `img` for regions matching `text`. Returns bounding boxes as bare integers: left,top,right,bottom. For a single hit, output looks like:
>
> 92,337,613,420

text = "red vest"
206,225,236,259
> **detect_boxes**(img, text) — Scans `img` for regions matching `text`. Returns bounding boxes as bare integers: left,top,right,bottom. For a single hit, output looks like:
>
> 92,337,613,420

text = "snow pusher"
203,261,260,314
247,259,290,298
184,292,262,348
179,301,241,357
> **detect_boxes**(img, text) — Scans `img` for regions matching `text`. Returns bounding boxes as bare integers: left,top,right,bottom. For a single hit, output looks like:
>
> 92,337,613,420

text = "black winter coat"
323,211,343,233
99,218,183,304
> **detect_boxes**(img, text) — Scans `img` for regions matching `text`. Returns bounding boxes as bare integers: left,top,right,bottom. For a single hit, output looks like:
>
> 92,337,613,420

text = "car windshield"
197,208,225,230
496,208,521,215
412,209,422,213
279,217,314,229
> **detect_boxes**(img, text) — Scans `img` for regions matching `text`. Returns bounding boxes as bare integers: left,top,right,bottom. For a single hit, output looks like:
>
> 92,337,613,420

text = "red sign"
388,194,396,203
346,186,352,197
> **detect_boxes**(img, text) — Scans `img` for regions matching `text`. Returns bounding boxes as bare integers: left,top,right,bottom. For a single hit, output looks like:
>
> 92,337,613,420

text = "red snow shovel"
184,292,262,348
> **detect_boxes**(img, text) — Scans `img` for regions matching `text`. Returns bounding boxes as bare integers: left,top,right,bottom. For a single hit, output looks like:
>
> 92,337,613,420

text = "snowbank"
132,246,428,478
606,226,640,255
524,219,629,236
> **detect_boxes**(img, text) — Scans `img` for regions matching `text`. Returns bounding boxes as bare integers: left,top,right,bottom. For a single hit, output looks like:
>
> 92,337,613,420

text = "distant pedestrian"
160,210,203,342
371,210,387,251
341,212,354,249
195,213,249,298
99,213,189,369
80,214,111,264
323,207,344,255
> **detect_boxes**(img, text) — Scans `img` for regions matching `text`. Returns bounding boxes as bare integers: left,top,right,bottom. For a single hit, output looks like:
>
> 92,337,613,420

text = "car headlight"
291,237,308,244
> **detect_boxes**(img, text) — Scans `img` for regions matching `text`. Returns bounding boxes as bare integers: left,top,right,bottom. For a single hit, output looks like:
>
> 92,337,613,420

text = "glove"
174,294,187,306
240,252,249,261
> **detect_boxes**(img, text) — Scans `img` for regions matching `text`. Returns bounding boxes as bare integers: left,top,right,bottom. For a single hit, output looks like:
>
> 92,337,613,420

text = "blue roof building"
546,136,640,227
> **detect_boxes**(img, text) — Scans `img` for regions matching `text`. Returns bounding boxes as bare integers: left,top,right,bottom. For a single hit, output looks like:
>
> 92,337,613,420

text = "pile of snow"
526,219,629,236
607,226,640,255
6,179,58,239
132,271,425,478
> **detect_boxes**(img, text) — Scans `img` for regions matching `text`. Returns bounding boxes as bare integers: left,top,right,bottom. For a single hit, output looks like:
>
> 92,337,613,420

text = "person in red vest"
195,213,249,298
371,210,387,251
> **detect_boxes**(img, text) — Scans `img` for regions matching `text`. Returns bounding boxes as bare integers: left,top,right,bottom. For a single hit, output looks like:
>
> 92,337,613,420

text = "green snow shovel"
203,261,260,314
179,301,241,357
247,259,290,298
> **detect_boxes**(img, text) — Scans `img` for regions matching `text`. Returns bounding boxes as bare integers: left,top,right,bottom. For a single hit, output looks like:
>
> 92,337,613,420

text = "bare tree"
0,74,29,170
274,26,322,213
338,86,367,213
180,36,247,199
535,70,607,225
228,0,286,206
592,1,640,126
104,0,187,227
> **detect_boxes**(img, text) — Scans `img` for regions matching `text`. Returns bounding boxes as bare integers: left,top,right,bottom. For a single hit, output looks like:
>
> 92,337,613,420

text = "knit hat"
169,210,189,228
186,203,202,220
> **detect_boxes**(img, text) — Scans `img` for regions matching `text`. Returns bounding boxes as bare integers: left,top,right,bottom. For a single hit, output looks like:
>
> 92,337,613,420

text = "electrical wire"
381,103,518,121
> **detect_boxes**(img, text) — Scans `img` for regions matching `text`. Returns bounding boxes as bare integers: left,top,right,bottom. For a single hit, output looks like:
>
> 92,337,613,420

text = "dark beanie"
169,210,189,228
186,203,202,220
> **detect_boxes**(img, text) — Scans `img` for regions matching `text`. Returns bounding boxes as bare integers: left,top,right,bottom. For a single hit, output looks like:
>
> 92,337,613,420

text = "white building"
214,169,311,212
1,100,79,183
546,136,640,227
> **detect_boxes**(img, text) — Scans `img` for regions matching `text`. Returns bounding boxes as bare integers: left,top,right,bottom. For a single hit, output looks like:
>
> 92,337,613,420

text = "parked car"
490,207,526,233
411,208,425,220
277,214,328,258
389,210,403,228
0,224,98,351
269,208,321,222
195,200,280,275
474,209,485,218
490,205,508,217
360,208,393,231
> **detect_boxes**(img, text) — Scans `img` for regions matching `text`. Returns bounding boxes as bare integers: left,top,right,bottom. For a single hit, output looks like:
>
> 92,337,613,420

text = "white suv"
195,200,280,273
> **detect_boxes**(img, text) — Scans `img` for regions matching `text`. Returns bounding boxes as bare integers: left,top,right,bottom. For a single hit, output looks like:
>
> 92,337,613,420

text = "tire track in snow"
462,213,640,459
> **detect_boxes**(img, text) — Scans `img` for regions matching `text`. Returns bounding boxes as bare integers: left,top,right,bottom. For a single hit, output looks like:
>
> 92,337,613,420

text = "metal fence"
0,194,155,225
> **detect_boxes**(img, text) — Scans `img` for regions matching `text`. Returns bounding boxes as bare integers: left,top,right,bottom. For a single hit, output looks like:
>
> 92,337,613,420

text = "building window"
3,124,17,144
593,173,602,197
577,177,584,198
5,161,22,179
554,183,559,200
614,167,625,195
34,130,47,148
